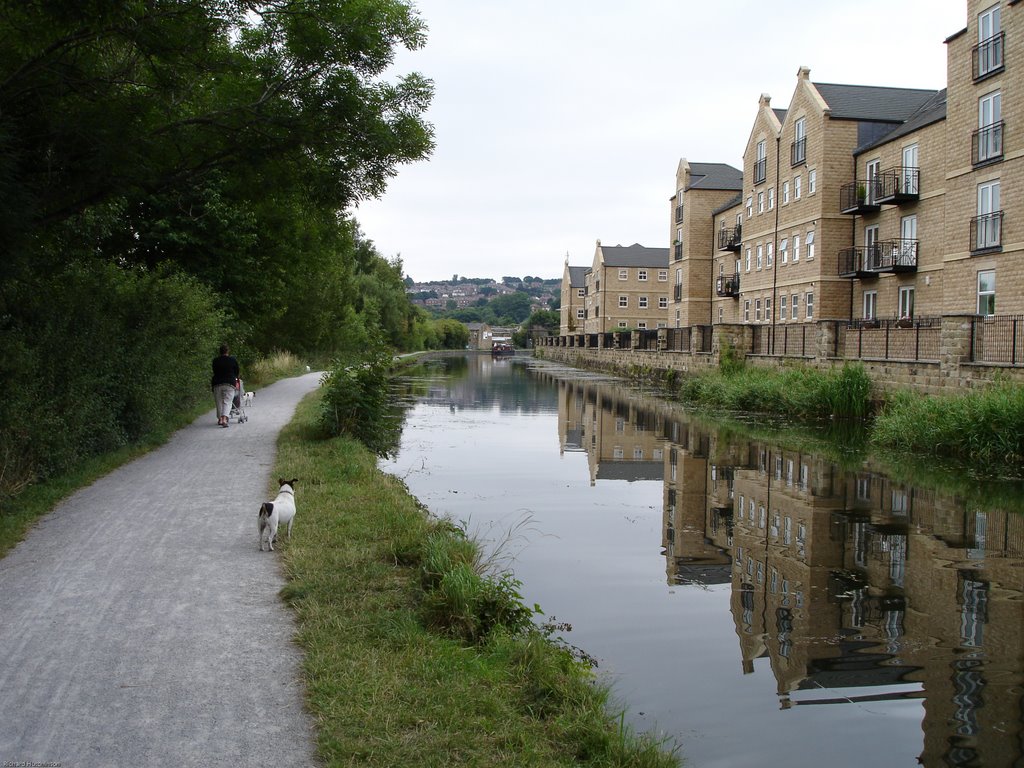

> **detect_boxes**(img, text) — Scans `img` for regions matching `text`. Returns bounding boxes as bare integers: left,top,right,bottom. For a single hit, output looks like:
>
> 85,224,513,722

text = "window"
658,270,668,281
577,288,585,298
755,299,762,321
805,292,814,319
638,295,648,309
618,269,628,280
791,294,799,320
866,159,881,205
977,3,1003,77
808,169,816,194
899,286,915,320
794,175,802,199
618,295,628,308
756,245,763,270
902,144,919,194
976,179,1002,250
978,270,995,316
743,300,750,322
768,188,775,210
757,191,764,214
782,181,790,204
765,297,772,322
637,322,647,330
780,238,789,264
659,296,668,309
806,230,815,260
780,295,787,320
746,196,753,218
792,117,806,165
755,140,767,184
745,248,752,272
638,270,648,281
617,320,628,329
766,242,773,268
977,91,1003,163
793,234,801,262
863,290,877,320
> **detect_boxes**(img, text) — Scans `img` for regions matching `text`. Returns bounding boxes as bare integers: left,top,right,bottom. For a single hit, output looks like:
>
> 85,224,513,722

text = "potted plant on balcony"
856,183,867,204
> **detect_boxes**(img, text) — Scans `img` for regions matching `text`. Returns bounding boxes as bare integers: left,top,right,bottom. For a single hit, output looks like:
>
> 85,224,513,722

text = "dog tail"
259,501,274,519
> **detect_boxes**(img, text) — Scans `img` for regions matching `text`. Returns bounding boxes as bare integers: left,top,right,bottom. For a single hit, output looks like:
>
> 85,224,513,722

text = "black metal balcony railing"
839,179,882,215
838,240,918,277
673,284,683,302
875,167,919,204
791,137,806,167
753,157,767,185
717,225,742,251
973,31,1005,80
972,121,1004,165
716,274,740,298
673,242,683,261
675,204,684,223
971,211,1004,254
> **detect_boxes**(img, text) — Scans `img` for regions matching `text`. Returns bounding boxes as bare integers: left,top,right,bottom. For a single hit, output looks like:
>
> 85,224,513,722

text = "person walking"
211,344,240,428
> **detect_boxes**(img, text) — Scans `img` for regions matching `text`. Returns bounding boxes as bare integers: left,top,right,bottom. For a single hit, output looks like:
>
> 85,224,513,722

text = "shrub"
318,342,402,457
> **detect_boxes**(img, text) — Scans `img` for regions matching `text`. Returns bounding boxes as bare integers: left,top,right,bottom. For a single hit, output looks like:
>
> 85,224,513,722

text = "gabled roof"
600,243,669,268
686,162,743,191
814,82,940,123
772,108,788,124
567,265,589,287
856,88,947,155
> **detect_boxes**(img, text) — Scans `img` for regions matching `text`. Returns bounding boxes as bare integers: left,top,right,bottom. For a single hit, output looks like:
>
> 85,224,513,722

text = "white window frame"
768,187,775,210
978,3,1002,76
576,288,585,298
794,175,802,199
978,90,1002,162
658,270,668,281
743,300,750,322
808,169,816,195
806,230,815,260
617,320,628,329
977,179,1002,249
746,196,753,218
805,291,814,319
899,286,915,320
756,244,763,270
745,248,752,272
638,295,649,309
765,297,772,322
755,299,762,322
863,290,877,320
793,234,801,262
638,269,648,281
618,269,628,280
782,181,790,204
758,191,765,214
766,242,774,268
637,322,647,330
780,295,787,320
658,296,668,309
791,294,799,320
978,270,995,316
780,238,789,264
576,308,585,319
618,295,628,308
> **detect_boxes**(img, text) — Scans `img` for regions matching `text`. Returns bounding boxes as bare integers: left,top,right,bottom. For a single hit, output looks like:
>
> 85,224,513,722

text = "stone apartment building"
582,241,670,333
559,261,589,336
668,160,743,327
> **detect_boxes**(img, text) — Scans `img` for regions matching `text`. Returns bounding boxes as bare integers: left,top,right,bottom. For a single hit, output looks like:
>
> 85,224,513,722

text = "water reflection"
386,354,1024,768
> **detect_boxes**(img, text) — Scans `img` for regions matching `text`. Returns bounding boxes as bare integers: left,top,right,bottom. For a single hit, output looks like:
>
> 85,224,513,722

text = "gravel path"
0,373,323,768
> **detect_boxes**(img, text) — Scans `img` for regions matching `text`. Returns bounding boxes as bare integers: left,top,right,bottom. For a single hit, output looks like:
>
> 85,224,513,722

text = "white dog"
242,390,255,407
258,477,298,552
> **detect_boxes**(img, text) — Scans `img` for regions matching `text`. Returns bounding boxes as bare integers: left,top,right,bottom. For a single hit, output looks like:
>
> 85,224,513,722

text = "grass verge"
274,390,680,767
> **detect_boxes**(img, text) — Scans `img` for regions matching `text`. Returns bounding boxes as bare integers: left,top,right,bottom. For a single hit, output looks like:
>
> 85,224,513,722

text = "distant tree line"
0,0,439,497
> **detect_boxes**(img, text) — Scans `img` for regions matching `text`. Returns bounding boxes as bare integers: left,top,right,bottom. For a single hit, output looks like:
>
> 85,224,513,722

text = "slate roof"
855,88,947,155
686,162,743,191
773,107,788,124
814,82,940,123
567,265,589,287
600,243,670,268
712,193,743,216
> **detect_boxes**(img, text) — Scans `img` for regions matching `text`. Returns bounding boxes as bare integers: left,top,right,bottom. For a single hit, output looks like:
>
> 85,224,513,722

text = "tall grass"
245,350,307,387
276,392,680,767
873,383,1024,468
678,362,873,421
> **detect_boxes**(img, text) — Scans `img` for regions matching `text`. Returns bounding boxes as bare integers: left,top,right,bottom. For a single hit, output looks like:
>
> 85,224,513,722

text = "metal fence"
836,317,941,362
750,324,813,357
971,315,1024,365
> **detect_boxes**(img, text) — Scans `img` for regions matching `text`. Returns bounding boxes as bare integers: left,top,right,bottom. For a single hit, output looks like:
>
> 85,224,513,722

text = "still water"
380,353,1024,768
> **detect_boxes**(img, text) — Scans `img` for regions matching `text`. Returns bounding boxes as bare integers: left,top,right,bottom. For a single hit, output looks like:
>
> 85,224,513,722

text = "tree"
488,292,532,324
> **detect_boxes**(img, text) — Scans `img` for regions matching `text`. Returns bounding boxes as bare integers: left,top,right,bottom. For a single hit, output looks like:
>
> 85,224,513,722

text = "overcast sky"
355,0,967,283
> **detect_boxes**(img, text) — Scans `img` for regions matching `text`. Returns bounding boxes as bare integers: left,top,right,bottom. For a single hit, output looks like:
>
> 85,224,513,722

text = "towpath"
0,372,322,768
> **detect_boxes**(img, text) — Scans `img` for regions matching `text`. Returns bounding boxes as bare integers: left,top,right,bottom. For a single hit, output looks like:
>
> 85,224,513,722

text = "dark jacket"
211,354,240,389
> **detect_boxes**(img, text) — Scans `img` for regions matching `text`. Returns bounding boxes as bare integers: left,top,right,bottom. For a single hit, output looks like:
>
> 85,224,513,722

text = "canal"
380,352,1024,768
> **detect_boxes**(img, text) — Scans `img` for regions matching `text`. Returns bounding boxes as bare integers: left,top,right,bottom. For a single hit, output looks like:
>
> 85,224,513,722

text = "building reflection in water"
546,372,1024,768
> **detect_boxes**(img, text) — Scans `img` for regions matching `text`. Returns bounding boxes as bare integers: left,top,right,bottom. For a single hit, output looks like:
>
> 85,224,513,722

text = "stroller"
229,378,250,424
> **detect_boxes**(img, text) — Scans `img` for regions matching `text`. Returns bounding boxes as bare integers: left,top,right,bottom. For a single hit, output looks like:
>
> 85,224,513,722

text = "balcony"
874,167,919,205
673,242,683,261
716,274,740,298
973,32,1004,81
753,157,767,185
717,225,742,252
673,284,683,302
675,204,684,223
971,212,1003,255
838,241,918,278
972,121,1004,166
839,179,881,215
791,137,806,167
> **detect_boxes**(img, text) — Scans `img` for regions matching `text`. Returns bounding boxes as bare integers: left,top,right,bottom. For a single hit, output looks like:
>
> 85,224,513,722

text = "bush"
318,343,402,457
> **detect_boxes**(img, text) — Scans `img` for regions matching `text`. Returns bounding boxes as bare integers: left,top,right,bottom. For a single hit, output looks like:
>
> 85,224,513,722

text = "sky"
355,0,967,283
